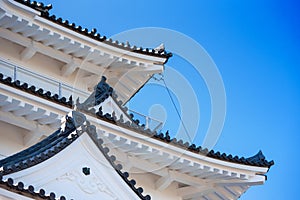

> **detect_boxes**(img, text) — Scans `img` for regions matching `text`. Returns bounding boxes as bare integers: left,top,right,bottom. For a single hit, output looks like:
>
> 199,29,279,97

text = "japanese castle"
0,0,273,199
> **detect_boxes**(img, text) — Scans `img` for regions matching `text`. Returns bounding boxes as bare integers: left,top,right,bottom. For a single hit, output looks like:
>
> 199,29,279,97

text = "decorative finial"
154,43,165,52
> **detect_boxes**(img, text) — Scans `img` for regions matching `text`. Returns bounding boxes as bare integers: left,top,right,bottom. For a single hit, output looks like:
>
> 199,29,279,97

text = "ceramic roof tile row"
0,74,274,168
0,129,77,176
0,73,73,108
0,112,151,200
13,0,173,61
84,119,151,200
0,174,66,200
79,105,274,168
14,0,52,12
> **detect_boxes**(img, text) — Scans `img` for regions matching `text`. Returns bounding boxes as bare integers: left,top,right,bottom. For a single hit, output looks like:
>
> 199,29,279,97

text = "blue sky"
42,1,300,199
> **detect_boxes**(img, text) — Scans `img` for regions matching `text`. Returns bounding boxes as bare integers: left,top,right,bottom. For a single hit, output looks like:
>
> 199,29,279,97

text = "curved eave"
89,114,271,174
0,0,169,103
6,0,172,63
0,176,66,200
0,76,273,173
0,79,273,199
0,112,151,200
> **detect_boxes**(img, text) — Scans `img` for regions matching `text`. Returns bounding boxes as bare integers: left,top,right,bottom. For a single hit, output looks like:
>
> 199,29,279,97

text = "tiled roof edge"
14,0,52,13
0,74,274,168
0,129,78,176
0,73,73,108
0,174,66,200
0,112,151,200
84,121,151,200
13,0,173,61
78,105,274,168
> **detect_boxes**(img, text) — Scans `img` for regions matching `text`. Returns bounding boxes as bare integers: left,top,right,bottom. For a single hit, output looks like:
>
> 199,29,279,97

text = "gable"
2,131,142,200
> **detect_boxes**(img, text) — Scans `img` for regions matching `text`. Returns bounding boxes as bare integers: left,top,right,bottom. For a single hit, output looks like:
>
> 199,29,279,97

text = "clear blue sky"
42,1,299,199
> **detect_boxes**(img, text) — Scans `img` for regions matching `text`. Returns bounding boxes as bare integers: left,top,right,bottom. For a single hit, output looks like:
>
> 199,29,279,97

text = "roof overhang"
0,0,170,104
0,81,270,199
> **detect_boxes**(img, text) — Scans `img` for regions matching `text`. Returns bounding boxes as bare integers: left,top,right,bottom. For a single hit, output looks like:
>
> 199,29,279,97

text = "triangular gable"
0,111,150,200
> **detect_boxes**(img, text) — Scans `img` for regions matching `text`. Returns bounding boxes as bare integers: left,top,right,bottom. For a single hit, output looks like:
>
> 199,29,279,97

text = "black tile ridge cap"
0,73,73,108
84,121,151,200
0,71,144,129
0,113,151,200
0,110,87,176
0,129,61,172
0,174,66,200
78,106,274,169
14,0,52,13
0,119,79,175
41,13,172,60
12,0,172,61
110,92,136,124
0,74,274,169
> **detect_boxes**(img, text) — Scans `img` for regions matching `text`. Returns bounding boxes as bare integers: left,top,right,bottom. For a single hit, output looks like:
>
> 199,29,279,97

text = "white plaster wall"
0,37,90,99
131,173,182,200
0,188,34,200
3,133,141,200
0,121,26,157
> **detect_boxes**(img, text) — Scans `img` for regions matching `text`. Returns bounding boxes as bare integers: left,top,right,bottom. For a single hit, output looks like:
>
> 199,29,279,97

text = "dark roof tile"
14,0,52,12
0,174,66,200
0,111,151,200
0,74,274,168
0,73,73,108
13,0,172,61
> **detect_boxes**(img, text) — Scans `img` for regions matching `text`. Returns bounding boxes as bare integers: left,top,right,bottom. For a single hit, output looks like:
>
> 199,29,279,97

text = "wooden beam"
38,112,60,125
169,158,190,170
178,186,213,200
20,44,36,61
63,41,82,54
22,24,39,37
13,103,34,116
10,19,29,33
23,127,43,147
138,148,160,160
0,110,36,130
0,15,15,28
148,152,170,163
61,59,77,77
25,108,46,121
118,140,140,153
155,174,173,191
1,15,18,29
1,99,21,112
82,74,100,91
52,36,71,50
42,31,61,46
127,155,169,177
33,28,51,41
169,170,210,187
214,175,265,187
215,186,238,199
178,162,200,174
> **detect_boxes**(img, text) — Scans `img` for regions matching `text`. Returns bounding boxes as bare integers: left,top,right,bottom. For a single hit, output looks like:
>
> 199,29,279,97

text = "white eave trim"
0,82,269,176
34,16,167,63
3,0,167,65
86,114,269,175
6,0,40,16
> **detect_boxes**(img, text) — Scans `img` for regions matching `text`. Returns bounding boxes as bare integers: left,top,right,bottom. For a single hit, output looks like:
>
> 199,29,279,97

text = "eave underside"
0,84,271,200
0,1,168,104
